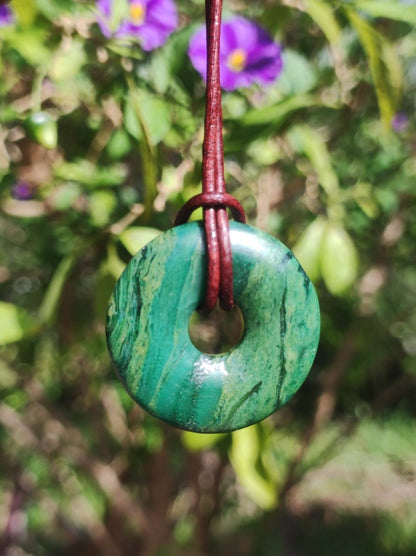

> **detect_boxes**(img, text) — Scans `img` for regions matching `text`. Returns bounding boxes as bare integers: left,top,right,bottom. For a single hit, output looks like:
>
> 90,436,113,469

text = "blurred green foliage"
1,0,416,554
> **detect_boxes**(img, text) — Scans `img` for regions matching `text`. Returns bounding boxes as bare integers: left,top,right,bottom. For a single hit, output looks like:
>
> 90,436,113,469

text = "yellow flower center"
227,48,247,72
130,1,146,25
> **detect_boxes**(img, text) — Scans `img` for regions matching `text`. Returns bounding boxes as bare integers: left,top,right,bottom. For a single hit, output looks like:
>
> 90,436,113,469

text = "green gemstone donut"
106,222,320,433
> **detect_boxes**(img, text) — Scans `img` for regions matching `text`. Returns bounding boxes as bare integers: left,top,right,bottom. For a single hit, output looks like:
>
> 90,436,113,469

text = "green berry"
25,112,58,149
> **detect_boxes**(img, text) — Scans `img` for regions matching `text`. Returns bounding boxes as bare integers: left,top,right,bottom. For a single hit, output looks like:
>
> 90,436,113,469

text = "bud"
24,112,57,149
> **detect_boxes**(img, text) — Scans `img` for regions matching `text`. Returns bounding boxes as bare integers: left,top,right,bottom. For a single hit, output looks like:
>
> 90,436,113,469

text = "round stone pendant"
106,222,320,433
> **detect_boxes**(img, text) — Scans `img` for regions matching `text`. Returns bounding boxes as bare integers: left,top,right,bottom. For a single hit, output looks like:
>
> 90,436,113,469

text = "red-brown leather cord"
175,0,246,312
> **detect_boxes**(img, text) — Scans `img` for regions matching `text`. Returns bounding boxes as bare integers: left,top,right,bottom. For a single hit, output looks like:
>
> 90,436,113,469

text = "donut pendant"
106,222,320,433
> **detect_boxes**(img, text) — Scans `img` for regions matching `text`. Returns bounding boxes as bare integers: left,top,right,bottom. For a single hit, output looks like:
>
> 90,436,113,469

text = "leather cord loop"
174,193,246,226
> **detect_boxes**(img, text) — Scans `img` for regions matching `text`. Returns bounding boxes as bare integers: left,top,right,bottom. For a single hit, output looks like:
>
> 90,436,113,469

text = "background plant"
0,0,415,554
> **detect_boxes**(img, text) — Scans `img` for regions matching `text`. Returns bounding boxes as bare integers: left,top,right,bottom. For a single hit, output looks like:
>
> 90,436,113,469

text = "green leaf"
288,124,340,198
3,391,28,410
119,226,161,255
150,44,174,94
50,183,82,211
304,0,342,44
125,79,160,219
164,100,199,148
106,42,145,60
11,0,37,27
345,8,402,127
138,93,171,146
230,426,277,510
320,222,359,295
89,191,117,227
39,254,76,325
293,217,327,282
107,0,130,32
278,49,318,95
225,95,335,152
352,181,379,218
107,243,126,280
247,138,282,166
106,128,132,160
0,302,37,345
354,1,416,24
50,39,86,82
181,431,227,452
5,28,51,66
35,0,72,19
258,5,292,34
124,101,143,141
126,90,171,146
54,160,126,188
239,95,324,127
94,264,116,321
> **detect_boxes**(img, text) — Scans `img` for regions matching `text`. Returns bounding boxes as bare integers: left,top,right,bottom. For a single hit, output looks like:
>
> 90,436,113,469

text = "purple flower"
11,182,34,201
188,16,283,91
391,113,409,133
0,5,14,27
96,0,178,51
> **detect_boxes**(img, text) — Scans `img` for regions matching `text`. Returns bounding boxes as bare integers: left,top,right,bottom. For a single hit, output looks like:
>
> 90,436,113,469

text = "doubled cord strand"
175,0,246,311
201,0,221,310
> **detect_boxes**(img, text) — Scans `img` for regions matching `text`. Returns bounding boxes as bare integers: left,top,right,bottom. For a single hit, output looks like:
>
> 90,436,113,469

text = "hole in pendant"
188,303,245,355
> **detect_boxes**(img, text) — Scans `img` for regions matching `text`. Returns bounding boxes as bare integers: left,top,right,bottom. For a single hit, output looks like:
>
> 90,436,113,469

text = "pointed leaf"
107,242,126,280
181,431,227,452
304,0,342,44
0,302,37,345
352,181,379,218
106,128,132,160
239,94,324,127
11,0,37,26
293,217,327,282
50,39,86,82
225,95,335,153
35,0,72,19
54,160,126,188
39,254,76,325
345,8,402,127
150,45,174,94
278,50,318,95
94,264,116,321
89,191,117,227
230,426,277,510
354,1,416,24
126,90,171,146
320,223,359,295
107,0,129,31
119,226,161,255
4,28,51,65
124,100,143,140
288,125,340,198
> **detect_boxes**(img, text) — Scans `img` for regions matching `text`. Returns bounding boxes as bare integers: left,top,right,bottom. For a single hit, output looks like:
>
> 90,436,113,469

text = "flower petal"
0,5,14,26
188,26,209,81
188,16,283,91
96,0,178,50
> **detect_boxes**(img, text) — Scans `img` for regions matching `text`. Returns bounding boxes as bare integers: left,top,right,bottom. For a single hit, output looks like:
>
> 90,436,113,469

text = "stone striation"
106,222,320,433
